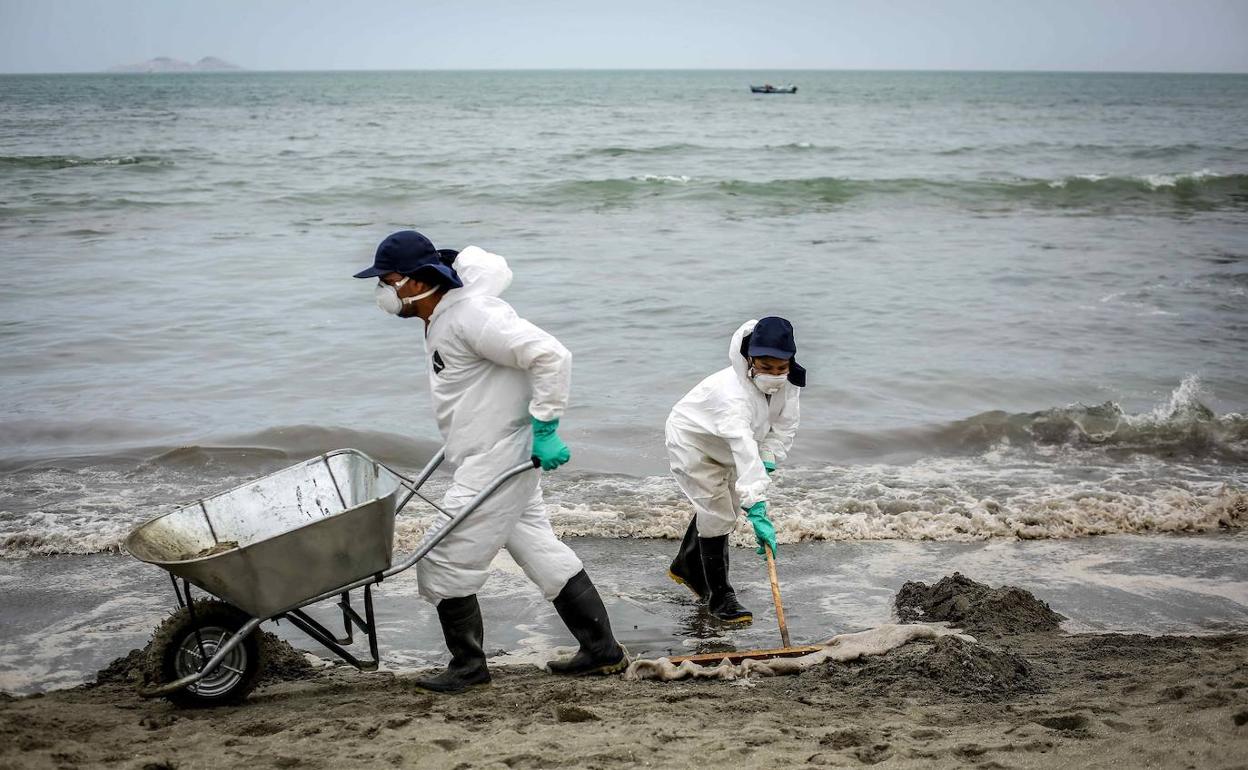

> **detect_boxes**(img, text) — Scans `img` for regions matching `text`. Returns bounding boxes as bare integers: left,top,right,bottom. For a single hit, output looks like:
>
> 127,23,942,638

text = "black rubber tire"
145,599,264,708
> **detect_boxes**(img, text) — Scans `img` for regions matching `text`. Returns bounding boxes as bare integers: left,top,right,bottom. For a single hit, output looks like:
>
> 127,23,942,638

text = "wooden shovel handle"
764,543,791,648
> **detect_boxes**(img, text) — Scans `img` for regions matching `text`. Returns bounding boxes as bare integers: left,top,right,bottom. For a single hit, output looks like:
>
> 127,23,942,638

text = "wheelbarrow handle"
381,457,539,580
390,450,542,517
390,447,447,515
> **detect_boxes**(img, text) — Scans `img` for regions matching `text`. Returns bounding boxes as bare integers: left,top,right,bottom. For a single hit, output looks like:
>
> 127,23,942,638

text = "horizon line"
3,65,1247,76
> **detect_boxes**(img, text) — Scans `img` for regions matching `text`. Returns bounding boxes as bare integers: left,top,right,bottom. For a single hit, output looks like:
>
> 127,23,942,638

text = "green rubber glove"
744,501,777,560
531,417,571,471
763,460,777,475
761,450,777,476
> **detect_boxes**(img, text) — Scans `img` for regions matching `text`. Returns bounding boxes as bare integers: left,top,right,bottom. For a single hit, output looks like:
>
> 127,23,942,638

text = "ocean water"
0,72,1246,553
2,69,1247,694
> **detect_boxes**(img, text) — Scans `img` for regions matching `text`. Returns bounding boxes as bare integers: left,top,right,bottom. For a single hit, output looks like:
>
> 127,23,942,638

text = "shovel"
667,541,822,665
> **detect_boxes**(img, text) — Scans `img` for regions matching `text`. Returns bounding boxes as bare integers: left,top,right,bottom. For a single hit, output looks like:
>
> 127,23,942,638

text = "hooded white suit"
665,320,801,537
415,246,583,603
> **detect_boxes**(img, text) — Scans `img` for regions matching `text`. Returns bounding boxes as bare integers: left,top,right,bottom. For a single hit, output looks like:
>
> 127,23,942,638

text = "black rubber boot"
412,595,491,693
667,516,709,601
700,536,753,624
546,570,629,676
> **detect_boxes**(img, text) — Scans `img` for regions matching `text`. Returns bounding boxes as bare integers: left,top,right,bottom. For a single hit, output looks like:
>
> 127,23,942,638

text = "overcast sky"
1,0,1245,74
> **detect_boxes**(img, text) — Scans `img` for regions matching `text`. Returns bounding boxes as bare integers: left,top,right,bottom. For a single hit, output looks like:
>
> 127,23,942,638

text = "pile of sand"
93,648,149,688
850,634,1038,698
93,629,314,690
894,571,1065,635
256,632,319,685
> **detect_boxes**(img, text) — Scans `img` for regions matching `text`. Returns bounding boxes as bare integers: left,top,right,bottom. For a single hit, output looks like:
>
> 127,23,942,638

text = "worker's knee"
694,508,737,538
417,561,491,604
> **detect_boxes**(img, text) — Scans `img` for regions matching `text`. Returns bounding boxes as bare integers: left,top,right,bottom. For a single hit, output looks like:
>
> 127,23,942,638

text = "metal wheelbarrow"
124,447,536,707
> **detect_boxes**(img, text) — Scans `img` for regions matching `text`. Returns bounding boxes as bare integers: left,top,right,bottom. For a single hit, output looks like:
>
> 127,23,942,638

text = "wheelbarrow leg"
169,574,186,609
364,584,379,664
183,580,210,664
332,587,379,664
282,583,381,671
335,591,355,645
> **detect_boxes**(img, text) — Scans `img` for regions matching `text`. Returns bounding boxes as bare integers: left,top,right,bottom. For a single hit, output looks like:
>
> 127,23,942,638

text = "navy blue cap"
747,316,797,360
741,316,806,387
353,230,463,289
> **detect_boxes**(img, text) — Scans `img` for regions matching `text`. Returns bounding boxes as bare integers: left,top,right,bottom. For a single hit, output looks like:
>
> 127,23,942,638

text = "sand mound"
855,635,1038,698
894,572,1065,635
93,630,314,689
257,633,318,685
94,648,149,687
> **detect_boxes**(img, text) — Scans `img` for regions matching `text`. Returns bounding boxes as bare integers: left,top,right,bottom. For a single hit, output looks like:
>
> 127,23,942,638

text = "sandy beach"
3,575,1246,770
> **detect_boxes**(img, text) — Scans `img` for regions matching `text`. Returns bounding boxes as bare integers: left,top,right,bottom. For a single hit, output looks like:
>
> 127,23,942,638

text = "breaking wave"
565,141,827,160
567,143,707,159
821,377,1248,464
0,423,441,473
525,456,1245,546
536,171,1248,210
0,154,170,170
2,379,1245,557
937,142,1245,160
6,459,1243,557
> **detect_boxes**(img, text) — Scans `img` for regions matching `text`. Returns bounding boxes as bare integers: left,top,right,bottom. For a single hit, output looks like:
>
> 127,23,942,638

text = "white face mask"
375,277,438,315
750,370,788,395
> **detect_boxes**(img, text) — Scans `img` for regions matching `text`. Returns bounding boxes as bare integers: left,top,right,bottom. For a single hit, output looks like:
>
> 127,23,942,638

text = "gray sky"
1,0,1245,73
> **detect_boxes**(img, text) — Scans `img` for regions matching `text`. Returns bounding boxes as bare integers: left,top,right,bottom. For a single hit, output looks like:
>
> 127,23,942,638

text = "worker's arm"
759,391,800,467
465,298,572,422
717,406,770,509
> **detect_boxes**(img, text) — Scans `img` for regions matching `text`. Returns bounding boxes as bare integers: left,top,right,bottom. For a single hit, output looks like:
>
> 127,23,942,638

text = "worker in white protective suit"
354,230,626,693
665,317,805,623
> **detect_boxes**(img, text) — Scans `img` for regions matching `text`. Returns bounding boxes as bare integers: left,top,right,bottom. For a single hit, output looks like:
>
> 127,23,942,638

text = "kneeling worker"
355,230,627,692
665,317,805,622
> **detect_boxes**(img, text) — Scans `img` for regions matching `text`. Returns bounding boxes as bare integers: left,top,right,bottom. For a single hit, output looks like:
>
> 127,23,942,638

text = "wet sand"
3,578,1247,769
5,534,1247,696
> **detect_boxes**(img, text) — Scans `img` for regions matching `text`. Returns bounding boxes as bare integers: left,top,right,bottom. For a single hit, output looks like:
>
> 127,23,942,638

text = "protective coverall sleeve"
718,407,771,509
760,393,800,464
463,300,572,422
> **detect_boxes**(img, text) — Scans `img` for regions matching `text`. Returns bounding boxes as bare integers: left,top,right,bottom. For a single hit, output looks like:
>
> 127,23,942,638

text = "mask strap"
381,276,440,304
404,285,440,304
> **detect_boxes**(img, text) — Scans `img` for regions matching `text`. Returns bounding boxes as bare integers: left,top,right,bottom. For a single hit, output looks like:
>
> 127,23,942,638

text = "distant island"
107,57,242,73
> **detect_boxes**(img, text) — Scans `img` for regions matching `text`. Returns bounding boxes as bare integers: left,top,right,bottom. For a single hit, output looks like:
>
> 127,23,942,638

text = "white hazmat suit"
416,246,583,603
665,320,801,537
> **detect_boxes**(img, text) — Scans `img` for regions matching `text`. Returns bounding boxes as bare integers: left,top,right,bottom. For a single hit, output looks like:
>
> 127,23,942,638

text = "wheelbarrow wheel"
146,598,264,708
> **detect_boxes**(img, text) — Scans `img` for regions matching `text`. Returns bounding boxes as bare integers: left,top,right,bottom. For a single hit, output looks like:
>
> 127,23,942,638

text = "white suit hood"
430,245,513,317
727,319,755,384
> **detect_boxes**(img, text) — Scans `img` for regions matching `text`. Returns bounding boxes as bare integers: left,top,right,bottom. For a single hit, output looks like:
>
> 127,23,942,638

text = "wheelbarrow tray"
125,449,403,618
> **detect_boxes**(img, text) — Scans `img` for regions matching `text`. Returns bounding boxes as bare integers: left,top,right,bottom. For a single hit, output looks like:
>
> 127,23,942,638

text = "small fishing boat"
750,84,798,94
